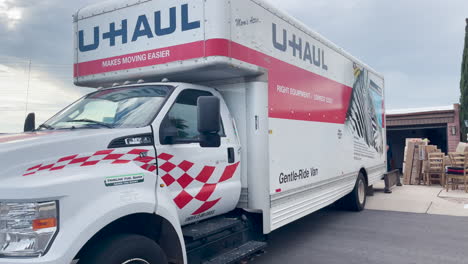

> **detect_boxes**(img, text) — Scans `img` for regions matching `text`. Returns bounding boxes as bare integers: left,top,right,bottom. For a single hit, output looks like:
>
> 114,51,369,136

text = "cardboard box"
403,139,428,185
456,142,468,153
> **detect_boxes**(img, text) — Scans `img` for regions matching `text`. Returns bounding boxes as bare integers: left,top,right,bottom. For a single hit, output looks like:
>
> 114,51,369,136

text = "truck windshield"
41,85,172,130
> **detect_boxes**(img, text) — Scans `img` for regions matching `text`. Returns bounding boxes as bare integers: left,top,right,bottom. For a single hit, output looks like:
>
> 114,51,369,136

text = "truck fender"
68,201,156,262
155,186,187,264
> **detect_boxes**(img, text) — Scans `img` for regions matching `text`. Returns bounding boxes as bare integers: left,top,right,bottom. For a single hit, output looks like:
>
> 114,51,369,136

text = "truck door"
155,88,241,225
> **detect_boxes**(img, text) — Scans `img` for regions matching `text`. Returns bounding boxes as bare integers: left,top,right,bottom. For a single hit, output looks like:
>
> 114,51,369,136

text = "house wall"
386,104,461,169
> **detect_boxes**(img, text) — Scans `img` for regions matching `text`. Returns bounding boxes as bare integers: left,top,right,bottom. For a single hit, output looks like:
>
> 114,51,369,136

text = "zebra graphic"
345,64,383,154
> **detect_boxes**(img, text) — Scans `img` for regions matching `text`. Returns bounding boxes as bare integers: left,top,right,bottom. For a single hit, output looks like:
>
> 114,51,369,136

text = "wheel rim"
122,259,150,264
358,179,366,205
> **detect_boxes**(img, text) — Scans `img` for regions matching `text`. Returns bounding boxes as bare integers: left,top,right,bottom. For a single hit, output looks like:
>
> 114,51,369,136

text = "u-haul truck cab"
0,0,386,263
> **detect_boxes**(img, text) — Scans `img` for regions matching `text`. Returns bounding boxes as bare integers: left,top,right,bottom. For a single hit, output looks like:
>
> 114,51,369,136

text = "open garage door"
387,124,447,171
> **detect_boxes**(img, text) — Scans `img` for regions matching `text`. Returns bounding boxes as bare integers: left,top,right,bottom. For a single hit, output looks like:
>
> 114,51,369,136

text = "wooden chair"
445,152,468,192
425,152,444,186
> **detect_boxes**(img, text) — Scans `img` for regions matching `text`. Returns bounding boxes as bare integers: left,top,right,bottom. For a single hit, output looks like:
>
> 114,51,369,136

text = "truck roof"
102,81,200,90
75,0,143,21
74,0,383,87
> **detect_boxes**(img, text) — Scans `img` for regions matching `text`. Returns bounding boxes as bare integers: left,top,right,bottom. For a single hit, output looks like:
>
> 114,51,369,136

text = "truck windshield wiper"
67,119,113,128
38,124,54,130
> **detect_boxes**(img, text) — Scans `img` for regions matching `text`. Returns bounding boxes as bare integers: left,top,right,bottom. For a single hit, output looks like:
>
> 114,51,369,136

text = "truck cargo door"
155,89,241,225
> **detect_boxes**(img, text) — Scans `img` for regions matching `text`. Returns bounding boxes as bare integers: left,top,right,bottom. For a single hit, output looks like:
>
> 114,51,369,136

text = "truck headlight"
0,201,58,257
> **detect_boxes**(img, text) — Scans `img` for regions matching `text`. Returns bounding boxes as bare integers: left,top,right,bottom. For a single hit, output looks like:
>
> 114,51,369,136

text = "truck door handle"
228,148,235,164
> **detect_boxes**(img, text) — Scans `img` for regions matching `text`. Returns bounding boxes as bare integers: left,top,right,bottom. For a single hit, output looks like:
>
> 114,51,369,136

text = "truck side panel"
227,0,386,232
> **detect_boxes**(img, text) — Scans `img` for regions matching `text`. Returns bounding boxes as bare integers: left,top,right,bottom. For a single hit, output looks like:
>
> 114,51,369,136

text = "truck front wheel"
79,234,167,264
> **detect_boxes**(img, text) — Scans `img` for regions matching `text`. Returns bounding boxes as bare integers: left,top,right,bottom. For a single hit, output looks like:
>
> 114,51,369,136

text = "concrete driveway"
250,209,468,264
367,181,468,217
249,181,468,264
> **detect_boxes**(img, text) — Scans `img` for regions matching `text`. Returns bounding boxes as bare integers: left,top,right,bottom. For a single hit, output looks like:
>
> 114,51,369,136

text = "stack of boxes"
403,139,440,185
402,141,468,186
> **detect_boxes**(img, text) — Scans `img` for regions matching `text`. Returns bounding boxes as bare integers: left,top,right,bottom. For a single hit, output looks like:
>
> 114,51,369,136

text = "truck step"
202,241,267,264
183,217,243,240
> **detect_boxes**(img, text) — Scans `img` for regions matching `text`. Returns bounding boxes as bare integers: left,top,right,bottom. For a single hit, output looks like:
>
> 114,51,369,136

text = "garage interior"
386,104,460,171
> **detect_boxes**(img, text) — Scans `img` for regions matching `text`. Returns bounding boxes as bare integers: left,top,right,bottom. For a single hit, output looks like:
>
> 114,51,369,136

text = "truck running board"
183,217,242,240
202,241,267,264
183,214,266,264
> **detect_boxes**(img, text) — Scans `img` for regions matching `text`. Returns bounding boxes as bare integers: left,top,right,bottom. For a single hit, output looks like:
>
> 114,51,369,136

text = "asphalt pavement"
249,209,468,264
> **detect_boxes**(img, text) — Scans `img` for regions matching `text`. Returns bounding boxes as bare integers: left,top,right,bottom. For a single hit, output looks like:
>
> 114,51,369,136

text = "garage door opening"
387,125,447,171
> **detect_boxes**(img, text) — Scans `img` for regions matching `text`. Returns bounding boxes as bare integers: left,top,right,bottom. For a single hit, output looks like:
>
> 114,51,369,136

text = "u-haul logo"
272,23,329,71
78,3,200,52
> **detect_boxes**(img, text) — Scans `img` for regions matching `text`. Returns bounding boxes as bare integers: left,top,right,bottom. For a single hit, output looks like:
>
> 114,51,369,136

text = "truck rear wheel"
339,172,367,211
79,234,167,264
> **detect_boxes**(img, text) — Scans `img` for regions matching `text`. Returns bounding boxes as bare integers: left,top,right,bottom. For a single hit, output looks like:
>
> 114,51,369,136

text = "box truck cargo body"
0,0,386,263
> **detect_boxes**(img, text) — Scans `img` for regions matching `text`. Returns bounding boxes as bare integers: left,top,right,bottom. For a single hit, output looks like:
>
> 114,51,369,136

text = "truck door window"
163,89,224,142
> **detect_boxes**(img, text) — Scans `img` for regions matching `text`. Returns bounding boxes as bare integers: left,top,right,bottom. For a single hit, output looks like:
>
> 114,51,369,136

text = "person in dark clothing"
386,141,393,172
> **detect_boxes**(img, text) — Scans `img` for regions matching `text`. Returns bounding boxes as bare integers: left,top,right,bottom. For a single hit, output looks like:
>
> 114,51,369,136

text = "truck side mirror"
24,112,36,132
198,96,221,148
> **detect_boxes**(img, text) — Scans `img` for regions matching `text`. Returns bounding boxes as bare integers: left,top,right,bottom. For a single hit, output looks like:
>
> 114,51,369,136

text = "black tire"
341,172,367,212
79,234,168,264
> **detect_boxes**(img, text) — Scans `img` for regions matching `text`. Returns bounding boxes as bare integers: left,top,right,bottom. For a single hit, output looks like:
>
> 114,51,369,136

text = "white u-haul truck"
0,0,386,263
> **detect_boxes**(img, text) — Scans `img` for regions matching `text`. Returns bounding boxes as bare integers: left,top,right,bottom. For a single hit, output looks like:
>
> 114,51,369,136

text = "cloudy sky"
0,0,467,133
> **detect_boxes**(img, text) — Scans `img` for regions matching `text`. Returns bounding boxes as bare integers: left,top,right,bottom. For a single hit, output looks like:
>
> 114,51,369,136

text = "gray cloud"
0,0,95,132
0,0,466,132
0,0,94,64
